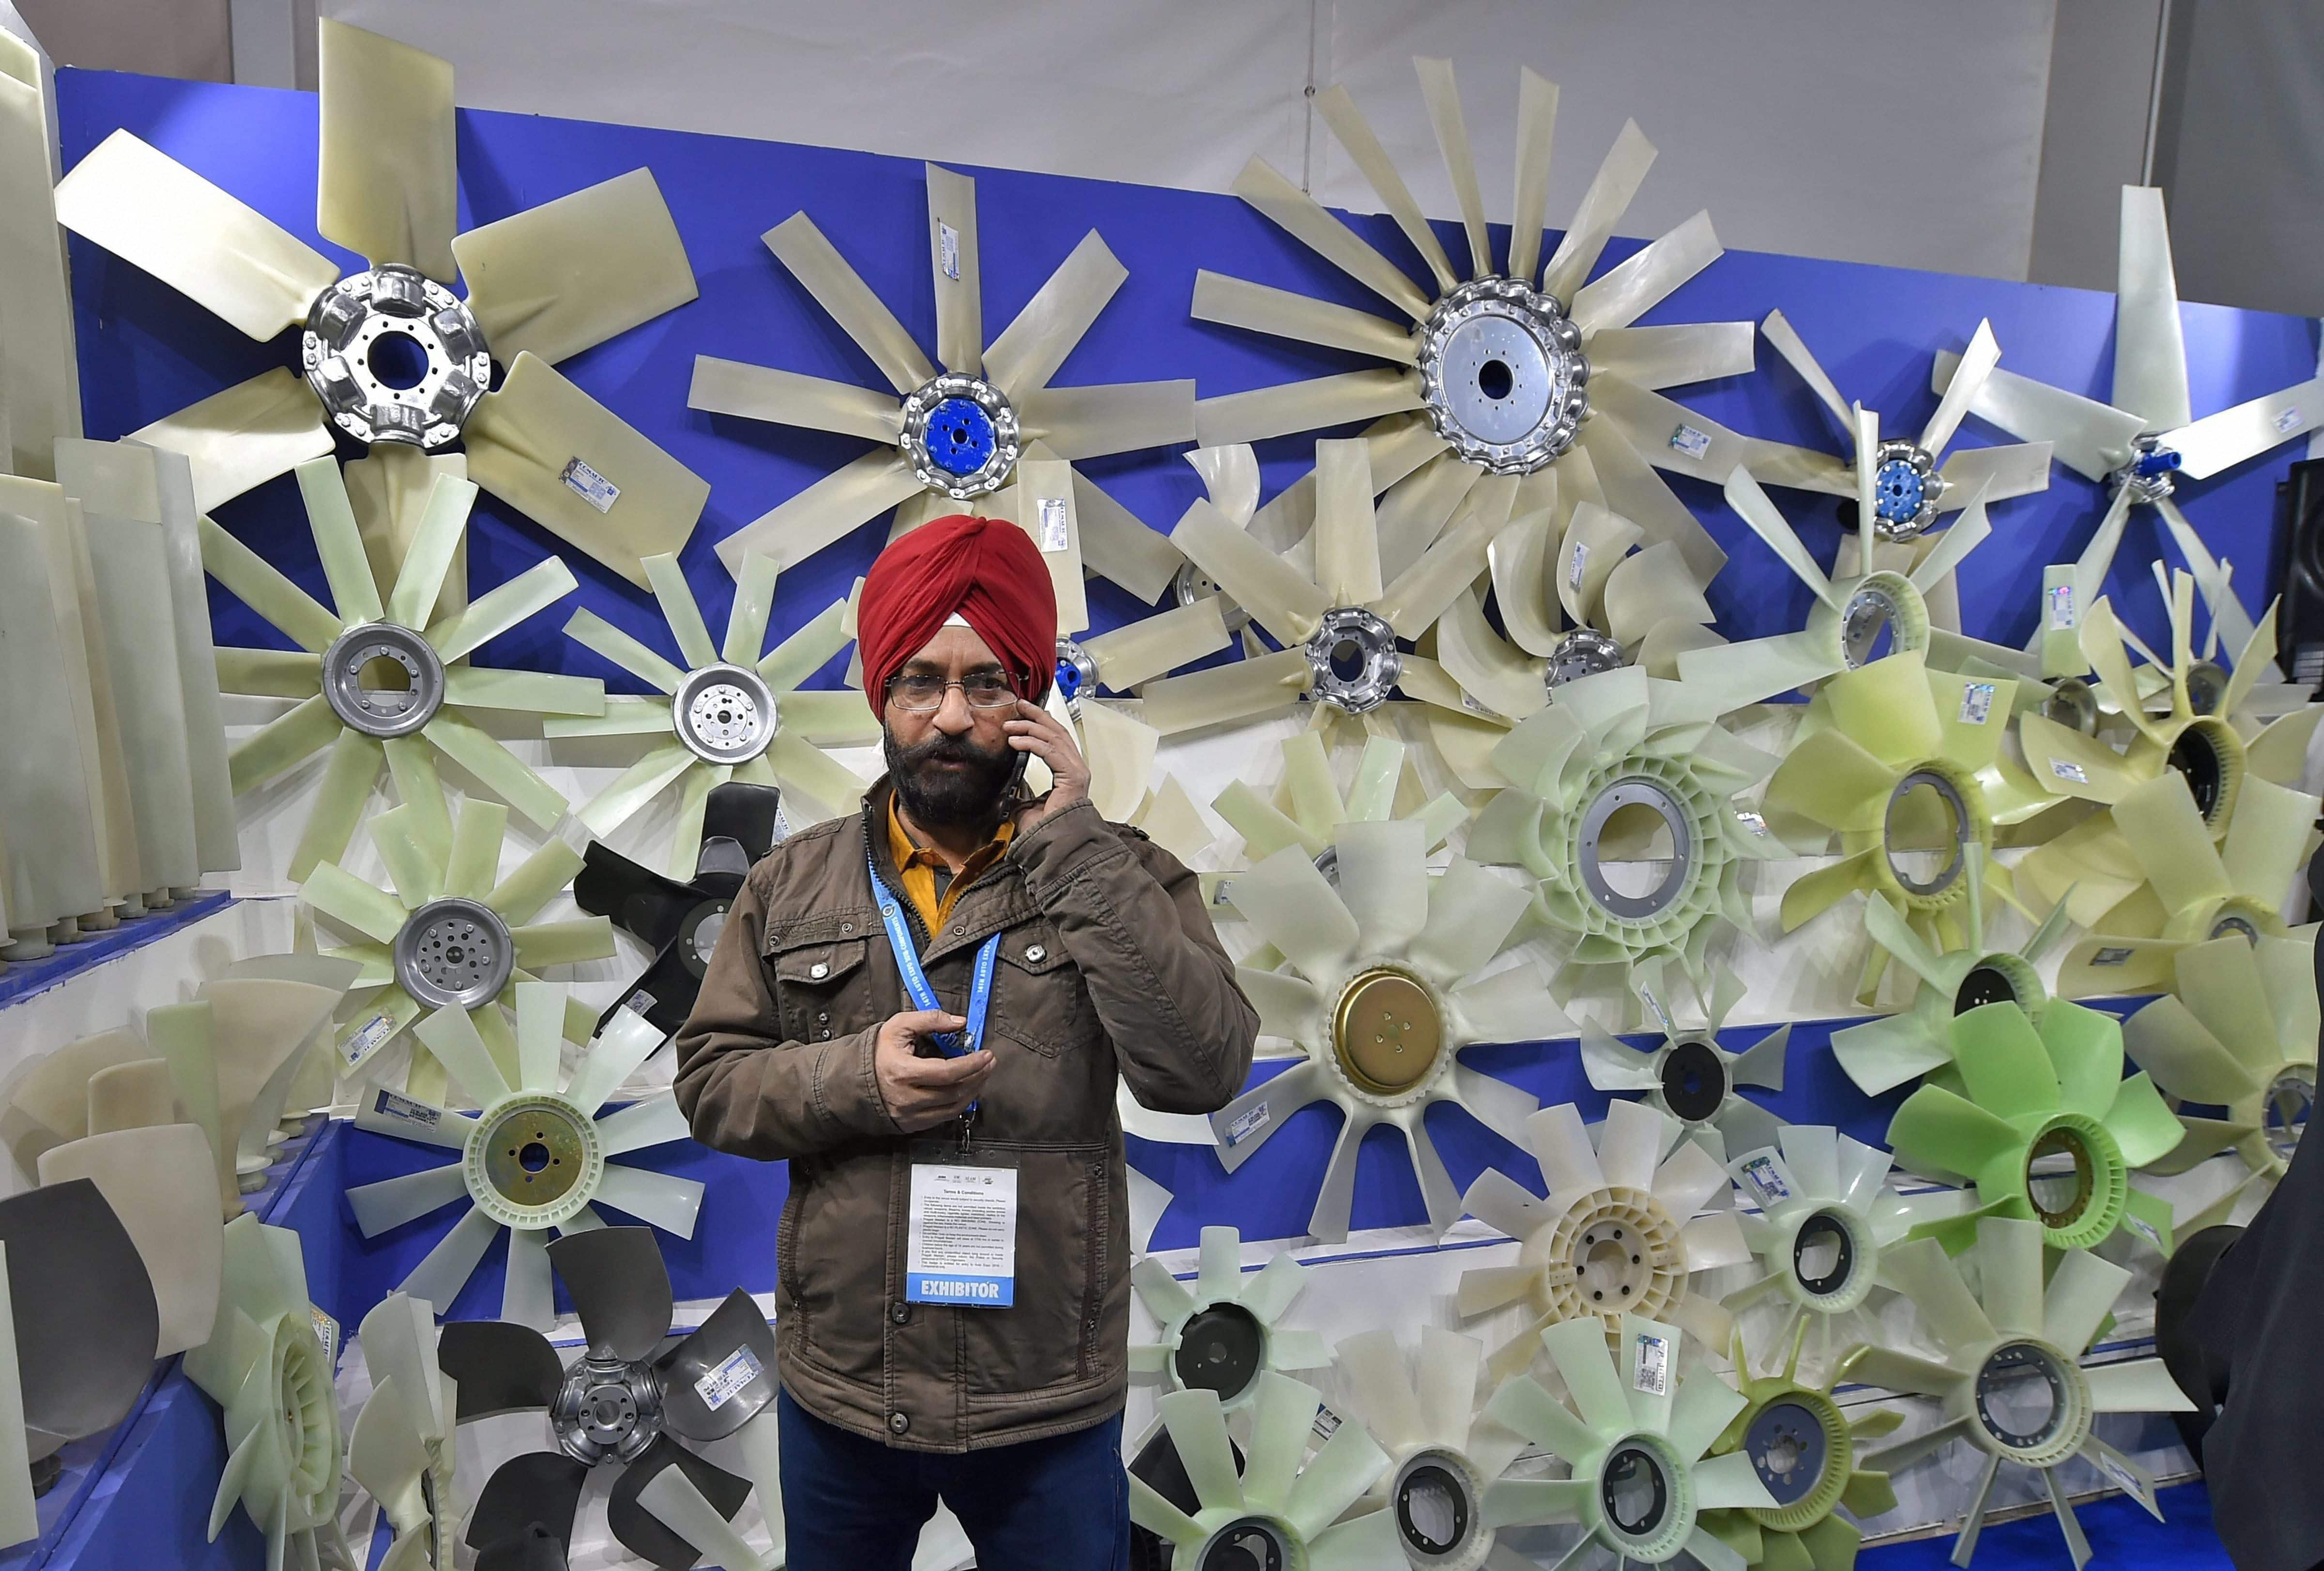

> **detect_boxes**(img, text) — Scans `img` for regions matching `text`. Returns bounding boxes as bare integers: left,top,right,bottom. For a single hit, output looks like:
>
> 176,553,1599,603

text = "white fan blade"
1192,271,1416,364
1311,438,1381,605
687,356,901,444
1232,155,1433,320
2084,1358,2196,1415
398,1203,499,1311
1541,119,1655,302
2165,376,2324,480
637,1463,768,1571
1083,600,1231,691
1933,442,2055,505
981,229,1126,398
1226,846,1359,980
1194,369,1424,448
763,211,935,394
316,20,456,280
1169,498,1327,646
715,450,925,578
1312,83,1457,293
133,370,334,513
1017,380,1196,460
1413,57,1492,278
1572,211,1719,334
924,162,983,376
456,167,697,366
2112,186,2192,431
1506,66,1560,283
595,1163,706,1236
1723,467,1830,603
1336,1329,1425,1455
1921,319,2001,457
0,60,80,484
1141,648,1312,735
1760,309,1852,439
1590,322,1755,392
1936,355,2143,482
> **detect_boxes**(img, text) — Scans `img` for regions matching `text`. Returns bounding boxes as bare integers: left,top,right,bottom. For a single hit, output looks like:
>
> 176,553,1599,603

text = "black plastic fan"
441,1227,779,1571
574,783,783,1037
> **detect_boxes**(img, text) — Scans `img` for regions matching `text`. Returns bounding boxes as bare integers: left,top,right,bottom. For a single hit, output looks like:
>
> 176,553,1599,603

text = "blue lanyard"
868,845,999,1107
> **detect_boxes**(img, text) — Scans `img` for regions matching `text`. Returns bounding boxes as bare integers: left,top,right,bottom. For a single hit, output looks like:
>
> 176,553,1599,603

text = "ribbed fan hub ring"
1302,607,1401,714
1865,440,1945,542
2162,716,2244,829
1598,1432,1694,1562
1413,277,1588,474
1738,1387,1851,1531
394,897,514,1010
271,1321,336,1507
1782,1206,1876,1314
1196,1517,1294,1571
1953,954,2041,1019
1330,967,1445,1101
1970,1340,2090,1467
1391,1449,1488,1571
1544,1188,1684,1331
1829,571,1929,670
321,621,446,739
1545,752,1734,967
1872,762,1987,913
302,262,489,447
674,662,778,765
901,374,1018,498
467,1094,604,1229
2022,1114,2127,1250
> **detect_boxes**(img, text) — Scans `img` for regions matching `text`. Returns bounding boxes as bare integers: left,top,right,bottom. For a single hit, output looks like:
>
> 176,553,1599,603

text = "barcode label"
695,1344,765,1410
344,1013,400,1068
1568,540,1590,590
562,457,620,514
2047,585,2077,630
2090,947,2134,967
1669,425,1712,460
1632,1332,1670,1395
940,223,962,280
309,1305,340,1366
2049,759,2088,784
1311,1403,1343,1443
1735,809,1770,837
369,1087,441,1129
1958,683,1995,724
625,988,658,1017
2277,406,2303,434
1037,497,1070,553
1737,1154,1792,1208
1224,1101,1269,1147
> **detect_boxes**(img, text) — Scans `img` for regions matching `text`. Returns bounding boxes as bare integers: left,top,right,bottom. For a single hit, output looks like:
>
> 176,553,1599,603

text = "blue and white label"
1958,682,1995,724
1036,496,1071,553
694,1343,764,1410
1631,1331,1670,1396
1736,1152,1793,1209
1668,424,1712,461
344,1012,400,1069
368,1087,439,1129
561,457,620,514
1224,1101,1269,1147
939,222,962,281
2277,405,2303,435
906,1163,1017,1309
2047,584,2077,630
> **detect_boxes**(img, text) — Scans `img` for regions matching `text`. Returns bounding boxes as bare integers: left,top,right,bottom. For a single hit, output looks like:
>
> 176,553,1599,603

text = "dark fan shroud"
575,782,784,1037
0,1178,160,1490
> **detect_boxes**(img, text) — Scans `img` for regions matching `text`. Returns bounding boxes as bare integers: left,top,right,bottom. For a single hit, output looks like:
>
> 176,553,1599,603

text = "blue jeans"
777,1386,1131,1571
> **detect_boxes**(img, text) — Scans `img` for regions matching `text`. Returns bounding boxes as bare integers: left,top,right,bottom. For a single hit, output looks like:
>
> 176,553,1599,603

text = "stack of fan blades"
53,18,708,585
347,1292,458,1571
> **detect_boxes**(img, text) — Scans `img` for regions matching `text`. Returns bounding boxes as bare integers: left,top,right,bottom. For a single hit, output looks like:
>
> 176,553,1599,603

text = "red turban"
856,513,1057,716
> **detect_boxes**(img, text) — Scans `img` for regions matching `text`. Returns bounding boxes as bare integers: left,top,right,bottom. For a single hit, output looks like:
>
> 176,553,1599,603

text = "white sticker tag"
1734,809,1771,838
368,1087,443,1130
1209,878,1236,909
2124,1212,2164,1250
1311,1403,1344,1443
1669,424,1712,461
624,988,658,1017
2277,406,2303,435
344,1012,400,1068
906,1163,1017,1307
1459,691,1496,716
1567,539,1590,591
309,1305,340,1367
1224,1101,1270,1147
694,1343,765,1410
1036,496,1071,553
561,457,620,514
2047,584,2078,630
1958,682,1995,724
939,222,962,281
1631,1331,1670,1396
1735,1153,1794,1209
2092,1447,2153,1507
2049,759,2089,784
1640,988,1674,1036
2090,946,2135,967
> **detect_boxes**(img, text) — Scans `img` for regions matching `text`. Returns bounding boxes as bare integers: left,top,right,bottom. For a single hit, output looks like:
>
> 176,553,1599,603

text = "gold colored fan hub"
2021,1114,2126,1250
1331,969,1443,1096
469,1094,605,1229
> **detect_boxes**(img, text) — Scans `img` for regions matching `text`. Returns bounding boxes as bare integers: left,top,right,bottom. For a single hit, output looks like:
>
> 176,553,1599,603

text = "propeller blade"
347,1163,469,1237
136,370,335,513
1017,379,1196,460
982,229,1127,397
1573,211,1719,333
1141,648,1311,734
1193,269,1417,365
632,1455,766,1571
1723,467,1831,604
398,1202,500,1313
687,355,900,444
1193,368,1424,448
2112,186,2192,431
923,163,983,376
1950,1002,2061,1121
1541,119,1655,301
1312,81,1458,292
1760,309,1853,439
1413,57,1492,278
2112,772,2233,914
1887,1084,2021,1184
762,211,934,394
465,1453,588,1557
1506,66,1560,283
1935,356,2143,482
1921,320,2001,456
594,1164,706,1237
315,20,456,280
2043,1247,2131,1356
546,1227,673,1361
657,1287,779,1443
454,168,696,366
1883,1235,1997,1354
1083,601,1230,692
1590,321,1755,392
2121,993,2262,1104
1232,154,1433,320
438,1320,566,1418
2166,375,2324,480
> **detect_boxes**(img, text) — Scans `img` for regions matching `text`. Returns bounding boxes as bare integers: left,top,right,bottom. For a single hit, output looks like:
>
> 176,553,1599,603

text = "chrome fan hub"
302,262,489,448
1866,440,1945,542
1656,1039,1729,1124
1330,967,1445,1101
2108,434,2182,505
1055,637,1098,709
321,622,446,739
1171,1301,1266,1405
1835,572,1927,669
1598,1432,1694,1562
1547,629,1626,694
394,897,514,1010
1969,1340,2090,1467
467,1094,605,1228
901,374,1019,497
1577,777,1697,922
1880,765,1976,904
1782,1206,1875,1313
1176,559,1251,634
551,1354,664,1466
1389,1448,1487,1571
2262,1067,2313,1164
1194,1518,1291,1571
1302,607,1400,714
2022,1114,2127,1250
1413,277,1588,474
1741,1392,1850,1530
674,663,778,766
2042,676,2100,736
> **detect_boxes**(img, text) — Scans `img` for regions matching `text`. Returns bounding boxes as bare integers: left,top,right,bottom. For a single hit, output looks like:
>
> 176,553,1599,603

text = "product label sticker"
2124,1212,2164,1250
344,1013,400,1068
694,1343,765,1411
1460,691,1497,716
905,1163,1017,1307
2090,946,2135,967
1311,1403,1344,1443
1735,809,1771,837
1736,1153,1793,1209
1640,987,1674,1036
939,222,961,281
2277,406,2304,435
1669,424,1713,461
309,1305,340,1367
561,457,620,514
1224,1101,1270,1147
1208,878,1236,909
2092,1447,2154,1507
2049,759,2089,784
1958,682,1995,725
1631,1331,1670,1396
2047,584,2077,630
368,1087,441,1130
1036,496,1071,553
624,987,658,1017
1568,539,1590,590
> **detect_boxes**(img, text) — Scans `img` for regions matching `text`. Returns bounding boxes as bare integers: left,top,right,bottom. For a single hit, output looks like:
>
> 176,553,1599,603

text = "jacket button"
841,922,855,934
816,1011,829,1023
890,1301,909,1325
1024,944,1046,963
809,962,829,980
888,1411,910,1434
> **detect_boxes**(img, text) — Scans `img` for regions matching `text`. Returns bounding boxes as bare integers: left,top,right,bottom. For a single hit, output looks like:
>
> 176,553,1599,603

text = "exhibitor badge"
905,1162,1019,1308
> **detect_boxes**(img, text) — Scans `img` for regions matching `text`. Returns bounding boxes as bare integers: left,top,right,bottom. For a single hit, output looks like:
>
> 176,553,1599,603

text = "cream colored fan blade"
1194,369,1423,447
1505,66,1560,284
1084,600,1231,691
1377,491,1498,640
1573,211,1719,334
1558,500,1640,629
1170,498,1327,646
1935,355,2143,483
1077,700,1159,824
1591,377,1845,498
638,1464,770,1571
1491,509,1561,656
1017,380,1195,460
922,162,984,376
1437,587,1545,721
1141,649,1312,735
1009,458,1087,634
1590,322,1754,392
1413,57,1492,279
54,128,338,340
37,1125,221,1356
2222,776,2318,905
1908,484,1992,600
983,229,1127,398
1311,438,1381,606
1375,452,1484,585
1603,542,1711,649
465,353,709,586
1191,271,1416,364
760,215,933,396
1188,442,1260,524
715,449,923,578
687,356,901,444
2113,772,2232,915
347,446,469,623
1921,320,2000,457
637,554,716,671
2079,601,2167,747
1311,84,1457,293
428,559,581,668
2168,376,2324,481
453,168,697,366
1071,467,1184,604
1232,155,1434,321
1934,442,2054,506
316,20,456,280
2112,186,2192,432
1542,120,1655,302
86,1058,174,1134
0,513,104,933
138,447,241,879
1760,309,1852,439
0,60,79,484
204,978,346,1178
133,370,334,513
1724,467,1831,603
1852,404,1880,534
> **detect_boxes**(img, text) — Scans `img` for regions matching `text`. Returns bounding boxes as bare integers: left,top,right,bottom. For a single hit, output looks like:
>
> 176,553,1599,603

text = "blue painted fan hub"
923,397,996,476
2133,447,2183,478
1872,458,1928,524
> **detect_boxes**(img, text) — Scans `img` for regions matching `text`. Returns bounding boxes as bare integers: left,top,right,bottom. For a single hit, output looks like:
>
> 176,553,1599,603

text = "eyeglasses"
885,671,1020,712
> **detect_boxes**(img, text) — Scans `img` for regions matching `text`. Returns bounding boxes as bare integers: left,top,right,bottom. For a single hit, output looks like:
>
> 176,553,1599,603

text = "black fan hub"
1660,1039,1729,1124
1173,1303,1265,1404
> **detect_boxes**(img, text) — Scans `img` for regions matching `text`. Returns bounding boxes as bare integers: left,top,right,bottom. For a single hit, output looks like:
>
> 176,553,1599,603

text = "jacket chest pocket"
768,934,872,1044
990,919,1093,1058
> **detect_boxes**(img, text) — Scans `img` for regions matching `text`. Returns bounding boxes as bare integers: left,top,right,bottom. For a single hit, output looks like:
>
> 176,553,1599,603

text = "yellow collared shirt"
885,794,1014,935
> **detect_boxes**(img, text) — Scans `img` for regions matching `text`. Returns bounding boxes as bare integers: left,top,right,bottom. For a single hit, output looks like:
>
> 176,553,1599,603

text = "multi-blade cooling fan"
1934,186,2324,654
1829,846,2072,1097
1459,1102,1750,1377
347,1292,459,1571
1473,1314,1777,1571
1463,664,1778,995
1843,1217,2192,1570
1192,59,1839,598
1129,1226,1331,1411
1580,960,1790,1165
302,791,612,1091
1198,825,1557,1242
1883,1001,2180,1257
695,162,1192,599
550,549,874,869
574,780,782,1039
2122,931,2318,1234
183,1214,352,1571
1141,439,1505,740
1700,1322,1900,1571
53,19,709,585
439,1229,784,1571
1132,1374,1391,1571
344,998,703,1325
209,457,605,882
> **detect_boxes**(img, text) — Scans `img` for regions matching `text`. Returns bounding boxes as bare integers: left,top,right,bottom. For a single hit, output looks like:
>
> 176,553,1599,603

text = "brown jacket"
673,781,1257,1451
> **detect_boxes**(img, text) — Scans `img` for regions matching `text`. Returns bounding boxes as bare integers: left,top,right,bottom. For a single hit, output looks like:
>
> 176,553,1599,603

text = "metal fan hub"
683,900,732,973
1599,1432,1693,1561
1413,277,1588,474
2042,677,2099,736
2162,717,2241,827
303,262,490,448
674,663,779,766
1194,1517,1289,1571
1866,440,1945,542
1172,1302,1266,1405
1953,955,2039,1017
2262,1067,2313,1163
1055,637,1098,709
1656,1039,1728,1124
2022,1113,2127,1250
550,1354,664,1465
1176,560,1252,635
2108,434,2181,504
1577,776,1695,921
2183,660,2231,716
1880,766,1974,902
1784,1207,1873,1312
321,622,447,739
469,1094,606,1228
1330,968,1443,1098
395,896,515,1009
901,374,1019,498
1836,573,1926,669
1742,1397,1835,1514
1969,1340,2090,1467
1546,629,1626,694
1390,1448,1485,1570
1302,607,1400,714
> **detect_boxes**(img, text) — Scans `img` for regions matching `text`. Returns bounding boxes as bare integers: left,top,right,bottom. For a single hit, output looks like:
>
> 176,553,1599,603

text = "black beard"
885,725,1017,829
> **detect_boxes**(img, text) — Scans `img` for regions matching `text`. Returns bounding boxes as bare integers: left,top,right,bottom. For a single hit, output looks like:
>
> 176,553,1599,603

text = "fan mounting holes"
1791,1211,1854,1297
553,1356,665,1464
393,896,513,1010
674,664,778,766
1865,440,1944,541
2167,721,2235,824
901,373,1019,498
1601,1445,1670,1538
1392,1454,1476,1560
1882,770,1970,899
302,262,489,447
1173,1303,1264,1404
322,622,446,739
1974,1343,2077,1458
1547,629,1625,693
1302,607,1400,714
1578,1225,1646,1304
2264,1068,2313,1162
1954,963,2020,1014
471,1095,604,1228
925,398,995,475
366,329,430,390
517,1140,554,1174
1175,560,1250,633
1745,1400,1832,1507
1198,1518,1287,1571
1659,1039,1728,1124
1415,277,1588,472
1332,969,1443,1096
682,900,732,973
1578,778,1695,921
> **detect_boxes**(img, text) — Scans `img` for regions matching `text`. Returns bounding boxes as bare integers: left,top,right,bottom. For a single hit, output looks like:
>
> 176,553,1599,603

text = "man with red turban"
676,513,1258,1571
